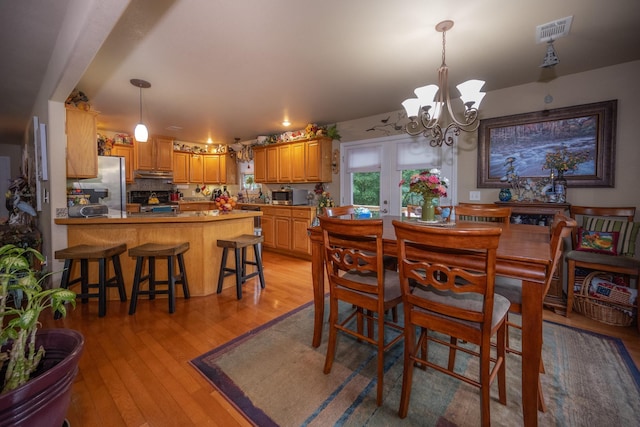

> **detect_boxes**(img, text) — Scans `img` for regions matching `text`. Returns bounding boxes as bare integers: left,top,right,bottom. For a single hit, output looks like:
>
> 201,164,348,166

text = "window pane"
352,171,380,207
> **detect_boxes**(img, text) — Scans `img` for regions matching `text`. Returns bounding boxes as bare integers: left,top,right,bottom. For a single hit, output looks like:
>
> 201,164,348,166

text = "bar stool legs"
54,243,128,318
128,242,190,314
217,235,265,300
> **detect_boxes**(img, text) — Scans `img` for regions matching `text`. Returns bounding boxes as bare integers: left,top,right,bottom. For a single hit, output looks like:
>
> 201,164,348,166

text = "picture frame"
477,100,617,188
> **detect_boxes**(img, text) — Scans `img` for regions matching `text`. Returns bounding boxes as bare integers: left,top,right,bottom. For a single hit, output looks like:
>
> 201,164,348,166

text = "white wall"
334,61,640,215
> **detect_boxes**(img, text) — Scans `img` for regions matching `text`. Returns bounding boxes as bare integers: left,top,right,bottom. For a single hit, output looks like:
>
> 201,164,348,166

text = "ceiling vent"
536,16,573,43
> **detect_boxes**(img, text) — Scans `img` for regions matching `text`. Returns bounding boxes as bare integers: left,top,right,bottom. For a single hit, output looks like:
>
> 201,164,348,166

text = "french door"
339,134,457,216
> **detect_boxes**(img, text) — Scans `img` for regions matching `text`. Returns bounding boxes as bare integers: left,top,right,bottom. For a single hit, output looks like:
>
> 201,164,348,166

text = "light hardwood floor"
41,250,639,426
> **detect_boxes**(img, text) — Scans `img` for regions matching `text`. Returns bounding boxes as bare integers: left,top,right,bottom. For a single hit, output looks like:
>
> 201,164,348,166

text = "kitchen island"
54,210,261,298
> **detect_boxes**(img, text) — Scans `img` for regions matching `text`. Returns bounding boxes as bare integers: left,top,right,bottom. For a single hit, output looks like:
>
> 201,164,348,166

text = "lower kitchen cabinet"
253,205,314,259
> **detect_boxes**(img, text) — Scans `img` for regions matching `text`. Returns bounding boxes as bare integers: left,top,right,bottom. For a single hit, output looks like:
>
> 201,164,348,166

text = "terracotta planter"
0,329,84,427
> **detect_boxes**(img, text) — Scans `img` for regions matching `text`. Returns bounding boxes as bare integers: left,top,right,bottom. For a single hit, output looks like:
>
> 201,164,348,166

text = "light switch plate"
469,191,481,201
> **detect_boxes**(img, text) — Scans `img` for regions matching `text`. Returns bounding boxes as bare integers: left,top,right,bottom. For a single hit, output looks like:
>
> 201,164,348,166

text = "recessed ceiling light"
282,120,291,127
207,138,213,144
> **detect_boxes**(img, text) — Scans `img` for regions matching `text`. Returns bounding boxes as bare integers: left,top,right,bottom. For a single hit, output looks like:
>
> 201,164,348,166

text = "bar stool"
128,242,190,314
54,243,128,317
216,234,265,299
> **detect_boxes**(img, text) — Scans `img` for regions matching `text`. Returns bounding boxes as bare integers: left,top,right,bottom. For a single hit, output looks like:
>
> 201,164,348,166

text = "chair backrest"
323,205,356,219
455,204,512,223
568,206,637,254
319,216,385,299
545,214,577,295
392,220,502,328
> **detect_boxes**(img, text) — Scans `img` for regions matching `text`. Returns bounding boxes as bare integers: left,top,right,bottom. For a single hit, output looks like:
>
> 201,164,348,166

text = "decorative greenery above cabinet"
253,137,333,184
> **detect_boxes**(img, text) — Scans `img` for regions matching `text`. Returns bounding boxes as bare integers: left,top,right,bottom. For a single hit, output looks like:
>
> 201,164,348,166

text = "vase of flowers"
399,169,448,222
317,191,335,216
542,148,589,203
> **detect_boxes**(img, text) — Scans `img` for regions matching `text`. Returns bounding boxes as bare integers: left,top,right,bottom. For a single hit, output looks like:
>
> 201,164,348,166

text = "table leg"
521,279,544,427
310,230,325,348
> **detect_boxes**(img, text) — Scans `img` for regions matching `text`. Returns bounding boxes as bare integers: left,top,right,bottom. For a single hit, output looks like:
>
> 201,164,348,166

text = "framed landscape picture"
477,100,617,188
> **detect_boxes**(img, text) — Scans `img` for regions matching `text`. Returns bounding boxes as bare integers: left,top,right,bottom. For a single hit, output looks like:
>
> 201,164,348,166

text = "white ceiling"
2,0,640,146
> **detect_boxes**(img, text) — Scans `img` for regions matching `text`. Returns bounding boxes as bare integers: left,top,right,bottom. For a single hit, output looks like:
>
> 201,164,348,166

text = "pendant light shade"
130,79,151,142
134,123,149,142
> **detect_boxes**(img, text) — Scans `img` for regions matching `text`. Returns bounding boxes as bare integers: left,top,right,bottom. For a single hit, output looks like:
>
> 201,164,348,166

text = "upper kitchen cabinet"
254,148,266,182
253,137,333,183
277,144,291,182
189,153,204,183
110,144,135,183
203,154,222,183
225,152,238,185
65,107,98,178
305,138,332,182
136,136,174,171
173,151,190,183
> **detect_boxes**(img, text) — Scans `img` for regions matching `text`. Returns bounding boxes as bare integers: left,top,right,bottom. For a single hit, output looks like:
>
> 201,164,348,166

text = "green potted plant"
0,244,82,427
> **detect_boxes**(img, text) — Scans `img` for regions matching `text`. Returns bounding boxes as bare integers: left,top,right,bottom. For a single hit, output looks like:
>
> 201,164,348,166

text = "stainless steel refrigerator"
69,156,127,218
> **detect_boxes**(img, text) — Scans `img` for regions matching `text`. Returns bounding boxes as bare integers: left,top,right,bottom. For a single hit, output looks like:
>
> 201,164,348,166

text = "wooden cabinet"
253,137,333,184
65,107,98,178
203,155,223,183
277,144,291,182
255,205,314,258
291,142,306,182
173,152,190,183
306,138,332,182
291,209,313,254
110,144,135,183
266,146,278,182
189,154,204,183
261,213,274,247
225,153,238,185
136,136,174,171
254,149,267,182
179,202,214,212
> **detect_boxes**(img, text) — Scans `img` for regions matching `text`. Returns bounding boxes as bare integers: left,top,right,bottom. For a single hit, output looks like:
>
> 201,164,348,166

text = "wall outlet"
469,191,481,201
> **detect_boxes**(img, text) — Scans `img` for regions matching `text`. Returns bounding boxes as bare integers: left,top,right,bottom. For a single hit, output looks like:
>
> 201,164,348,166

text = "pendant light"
130,79,151,142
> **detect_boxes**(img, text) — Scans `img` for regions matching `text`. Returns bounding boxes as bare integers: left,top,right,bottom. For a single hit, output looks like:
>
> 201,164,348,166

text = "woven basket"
573,271,636,327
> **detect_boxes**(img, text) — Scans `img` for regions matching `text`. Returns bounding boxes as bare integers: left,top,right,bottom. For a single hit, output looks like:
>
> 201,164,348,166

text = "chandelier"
402,20,486,147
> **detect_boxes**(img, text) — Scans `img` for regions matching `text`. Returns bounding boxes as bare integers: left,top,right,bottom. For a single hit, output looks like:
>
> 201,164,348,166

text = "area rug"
191,301,640,426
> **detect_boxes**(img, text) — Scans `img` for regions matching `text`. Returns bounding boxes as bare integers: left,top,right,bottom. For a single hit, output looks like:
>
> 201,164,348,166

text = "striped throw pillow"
582,217,640,257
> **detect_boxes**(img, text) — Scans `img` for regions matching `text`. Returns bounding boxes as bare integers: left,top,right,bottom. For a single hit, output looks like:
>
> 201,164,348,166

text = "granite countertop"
54,210,261,225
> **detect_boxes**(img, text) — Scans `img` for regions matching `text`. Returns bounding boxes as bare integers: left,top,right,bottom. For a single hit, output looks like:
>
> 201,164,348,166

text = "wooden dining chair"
318,216,403,406
493,213,577,412
564,206,640,321
392,220,508,426
455,204,512,223
323,205,356,218
325,204,398,272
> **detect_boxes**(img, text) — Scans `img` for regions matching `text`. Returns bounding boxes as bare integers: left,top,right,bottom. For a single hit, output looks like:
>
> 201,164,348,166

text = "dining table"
308,216,553,427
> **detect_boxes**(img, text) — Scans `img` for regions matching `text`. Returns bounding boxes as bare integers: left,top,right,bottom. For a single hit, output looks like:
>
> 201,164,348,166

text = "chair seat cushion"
342,270,402,302
566,250,640,270
494,276,524,306
412,286,510,330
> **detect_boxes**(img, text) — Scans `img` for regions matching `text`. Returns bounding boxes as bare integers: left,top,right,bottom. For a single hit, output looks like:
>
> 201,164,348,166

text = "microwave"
271,189,308,205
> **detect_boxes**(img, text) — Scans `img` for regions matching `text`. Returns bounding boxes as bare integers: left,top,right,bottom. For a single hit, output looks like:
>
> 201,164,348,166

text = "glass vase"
421,196,437,221
554,170,567,203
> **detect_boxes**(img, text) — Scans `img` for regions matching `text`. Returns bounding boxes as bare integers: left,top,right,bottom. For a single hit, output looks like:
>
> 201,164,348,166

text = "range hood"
134,170,174,180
